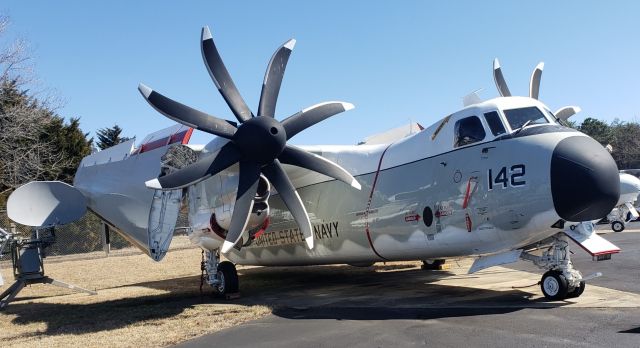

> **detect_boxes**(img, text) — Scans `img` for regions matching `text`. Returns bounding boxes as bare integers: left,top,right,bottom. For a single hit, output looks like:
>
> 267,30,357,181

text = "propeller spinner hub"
233,116,287,165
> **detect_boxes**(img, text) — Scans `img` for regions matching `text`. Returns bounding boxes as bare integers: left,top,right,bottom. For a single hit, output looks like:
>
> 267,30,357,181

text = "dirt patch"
0,246,270,347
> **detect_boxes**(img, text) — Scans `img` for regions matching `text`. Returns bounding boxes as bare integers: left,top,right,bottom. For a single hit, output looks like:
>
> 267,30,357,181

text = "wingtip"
342,102,355,111
201,26,212,41
305,236,314,249
574,106,582,113
536,62,545,71
221,240,234,253
493,58,500,69
284,38,296,50
138,83,152,98
145,178,162,189
351,179,362,190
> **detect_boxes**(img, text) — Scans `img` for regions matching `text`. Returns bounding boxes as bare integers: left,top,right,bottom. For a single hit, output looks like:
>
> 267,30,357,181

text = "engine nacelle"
213,174,270,232
186,150,272,251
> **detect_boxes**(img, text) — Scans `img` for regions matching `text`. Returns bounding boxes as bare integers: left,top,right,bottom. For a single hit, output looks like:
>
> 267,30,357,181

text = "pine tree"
96,124,130,150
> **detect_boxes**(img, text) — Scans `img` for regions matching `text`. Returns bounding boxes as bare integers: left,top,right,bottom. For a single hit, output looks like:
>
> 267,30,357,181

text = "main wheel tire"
421,259,446,270
540,270,569,301
566,281,586,298
612,221,625,232
215,261,239,296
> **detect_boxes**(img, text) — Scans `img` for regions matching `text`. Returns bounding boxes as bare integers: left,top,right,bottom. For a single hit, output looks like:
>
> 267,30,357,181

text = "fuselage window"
503,106,549,130
454,116,486,147
483,111,506,136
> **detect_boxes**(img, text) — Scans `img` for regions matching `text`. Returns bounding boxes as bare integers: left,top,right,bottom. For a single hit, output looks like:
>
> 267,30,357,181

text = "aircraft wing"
279,144,383,190
74,124,194,260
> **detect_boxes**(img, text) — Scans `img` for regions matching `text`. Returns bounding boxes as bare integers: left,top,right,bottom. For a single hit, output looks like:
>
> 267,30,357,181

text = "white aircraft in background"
601,172,640,232
8,27,622,301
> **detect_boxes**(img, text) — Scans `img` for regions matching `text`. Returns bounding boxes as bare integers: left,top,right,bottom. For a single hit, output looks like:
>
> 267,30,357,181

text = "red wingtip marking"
181,128,194,144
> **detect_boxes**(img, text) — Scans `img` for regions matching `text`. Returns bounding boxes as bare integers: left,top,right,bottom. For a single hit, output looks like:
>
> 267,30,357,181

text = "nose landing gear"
521,233,588,301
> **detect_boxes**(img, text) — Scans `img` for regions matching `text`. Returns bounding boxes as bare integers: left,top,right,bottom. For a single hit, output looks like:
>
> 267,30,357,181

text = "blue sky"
2,1,639,146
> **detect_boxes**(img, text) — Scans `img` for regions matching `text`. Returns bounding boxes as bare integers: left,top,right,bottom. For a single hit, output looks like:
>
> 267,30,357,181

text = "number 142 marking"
488,164,526,190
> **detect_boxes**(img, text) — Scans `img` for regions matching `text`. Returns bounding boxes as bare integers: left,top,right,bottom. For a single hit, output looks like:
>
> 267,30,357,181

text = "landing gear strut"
201,250,239,298
421,259,447,270
521,233,586,301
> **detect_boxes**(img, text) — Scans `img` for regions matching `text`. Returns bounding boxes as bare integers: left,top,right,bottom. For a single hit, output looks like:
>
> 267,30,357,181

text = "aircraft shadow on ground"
272,306,525,321
619,327,640,334
4,264,567,336
5,288,211,337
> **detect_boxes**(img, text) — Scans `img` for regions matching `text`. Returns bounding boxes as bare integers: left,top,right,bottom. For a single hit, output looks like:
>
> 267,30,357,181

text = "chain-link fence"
0,208,196,263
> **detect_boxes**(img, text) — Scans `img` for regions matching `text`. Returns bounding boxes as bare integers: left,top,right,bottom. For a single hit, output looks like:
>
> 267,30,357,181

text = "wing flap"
564,224,620,257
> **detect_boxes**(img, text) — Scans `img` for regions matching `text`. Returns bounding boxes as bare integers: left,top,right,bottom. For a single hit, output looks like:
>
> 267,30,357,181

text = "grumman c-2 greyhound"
7,27,621,301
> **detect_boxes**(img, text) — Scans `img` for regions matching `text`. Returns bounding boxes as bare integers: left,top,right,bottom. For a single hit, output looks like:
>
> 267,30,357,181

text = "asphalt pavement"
176,225,640,348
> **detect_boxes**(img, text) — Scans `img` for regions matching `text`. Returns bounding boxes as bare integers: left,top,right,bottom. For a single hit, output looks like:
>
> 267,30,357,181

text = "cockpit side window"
454,116,486,147
503,106,549,130
483,111,506,136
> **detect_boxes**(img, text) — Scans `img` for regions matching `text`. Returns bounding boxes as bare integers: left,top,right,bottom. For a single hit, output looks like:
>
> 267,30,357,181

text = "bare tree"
0,15,73,197
0,15,33,86
0,95,71,195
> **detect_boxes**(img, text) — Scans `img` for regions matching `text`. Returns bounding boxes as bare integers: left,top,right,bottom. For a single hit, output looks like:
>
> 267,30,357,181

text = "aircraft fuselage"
184,97,619,266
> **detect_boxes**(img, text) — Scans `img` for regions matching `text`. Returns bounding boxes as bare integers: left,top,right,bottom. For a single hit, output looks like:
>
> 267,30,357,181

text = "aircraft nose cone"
551,136,619,222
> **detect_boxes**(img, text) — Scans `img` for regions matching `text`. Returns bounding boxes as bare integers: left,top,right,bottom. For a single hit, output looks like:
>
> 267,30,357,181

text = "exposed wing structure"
73,125,194,260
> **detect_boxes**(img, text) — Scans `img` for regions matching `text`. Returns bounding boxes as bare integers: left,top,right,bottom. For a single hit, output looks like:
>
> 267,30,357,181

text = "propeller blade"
529,62,544,100
262,160,314,249
201,26,253,123
138,84,236,139
554,106,582,121
146,142,241,190
279,145,361,190
221,161,261,253
258,39,296,118
493,58,512,97
282,101,355,140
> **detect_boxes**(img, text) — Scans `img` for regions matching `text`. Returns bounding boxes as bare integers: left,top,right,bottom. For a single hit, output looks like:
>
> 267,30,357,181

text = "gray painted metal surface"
7,181,86,227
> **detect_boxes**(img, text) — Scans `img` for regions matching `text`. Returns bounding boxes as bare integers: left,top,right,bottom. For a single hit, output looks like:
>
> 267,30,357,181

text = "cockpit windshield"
503,106,549,130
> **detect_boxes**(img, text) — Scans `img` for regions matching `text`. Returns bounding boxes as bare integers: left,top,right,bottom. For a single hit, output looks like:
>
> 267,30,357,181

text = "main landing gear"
421,259,447,270
611,220,625,233
521,233,587,301
201,250,239,298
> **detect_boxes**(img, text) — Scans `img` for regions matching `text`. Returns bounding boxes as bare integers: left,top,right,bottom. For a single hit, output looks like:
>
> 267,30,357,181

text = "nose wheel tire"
540,270,569,301
566,280,586,298
611,221,625,232
215,261,239,296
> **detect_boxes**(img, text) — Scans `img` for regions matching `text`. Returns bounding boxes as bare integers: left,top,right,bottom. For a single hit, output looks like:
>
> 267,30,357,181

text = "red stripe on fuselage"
364,145,392,261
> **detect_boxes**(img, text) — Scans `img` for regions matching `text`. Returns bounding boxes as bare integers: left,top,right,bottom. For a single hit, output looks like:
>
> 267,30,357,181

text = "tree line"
573,118,640,169
0,15,130,203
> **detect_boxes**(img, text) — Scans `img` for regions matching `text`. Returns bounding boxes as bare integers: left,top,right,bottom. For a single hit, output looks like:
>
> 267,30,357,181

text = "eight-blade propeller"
492,58,581,120
139,26,360,253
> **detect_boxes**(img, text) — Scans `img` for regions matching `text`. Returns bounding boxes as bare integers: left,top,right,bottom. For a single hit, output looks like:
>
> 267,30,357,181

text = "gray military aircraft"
7,27,621,301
